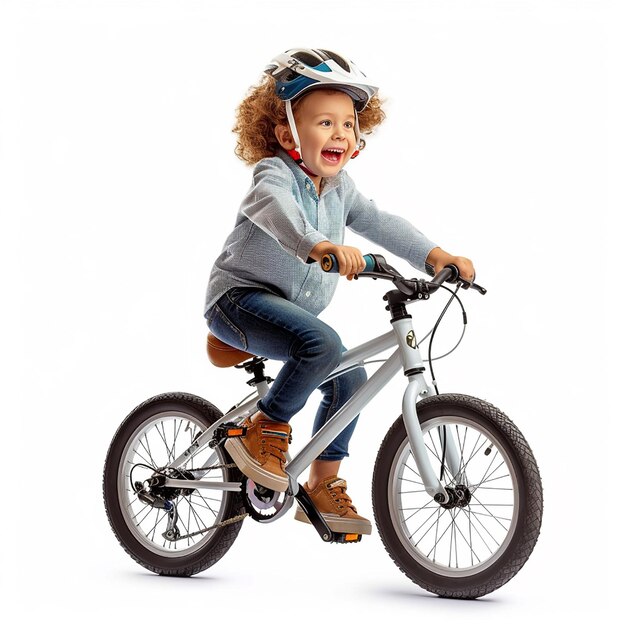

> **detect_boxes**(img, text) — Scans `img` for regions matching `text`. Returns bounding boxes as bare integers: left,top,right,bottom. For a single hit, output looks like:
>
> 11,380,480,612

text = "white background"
2,0,622,623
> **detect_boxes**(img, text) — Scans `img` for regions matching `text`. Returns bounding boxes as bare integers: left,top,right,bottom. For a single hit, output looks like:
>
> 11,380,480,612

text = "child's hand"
310,241,366,280
426,247,475,282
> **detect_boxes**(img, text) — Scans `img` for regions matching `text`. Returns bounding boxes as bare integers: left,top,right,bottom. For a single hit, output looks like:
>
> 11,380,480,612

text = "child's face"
277,90,357,179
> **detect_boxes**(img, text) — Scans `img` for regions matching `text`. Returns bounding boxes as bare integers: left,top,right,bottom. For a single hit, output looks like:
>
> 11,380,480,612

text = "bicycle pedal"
331,532,362,544
210,422,247,447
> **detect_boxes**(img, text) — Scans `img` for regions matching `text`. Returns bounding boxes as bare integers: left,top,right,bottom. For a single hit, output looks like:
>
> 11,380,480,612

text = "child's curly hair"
233,75,386,165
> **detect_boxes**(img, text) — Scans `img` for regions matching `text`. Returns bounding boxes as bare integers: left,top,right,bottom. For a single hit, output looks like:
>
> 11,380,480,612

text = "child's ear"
274,125,296,150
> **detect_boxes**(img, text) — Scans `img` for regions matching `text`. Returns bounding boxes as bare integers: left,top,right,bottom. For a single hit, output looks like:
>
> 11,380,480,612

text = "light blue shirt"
205,149,438,317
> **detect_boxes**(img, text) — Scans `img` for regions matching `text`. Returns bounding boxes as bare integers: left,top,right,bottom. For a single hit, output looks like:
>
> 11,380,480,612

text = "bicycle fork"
392,317,461,504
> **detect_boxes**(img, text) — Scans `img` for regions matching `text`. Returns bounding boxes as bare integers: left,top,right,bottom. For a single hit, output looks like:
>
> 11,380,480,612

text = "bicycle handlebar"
320,252,487,296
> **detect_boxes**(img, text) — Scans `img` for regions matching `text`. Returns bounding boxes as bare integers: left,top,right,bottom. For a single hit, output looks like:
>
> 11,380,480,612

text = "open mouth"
321,148,345,164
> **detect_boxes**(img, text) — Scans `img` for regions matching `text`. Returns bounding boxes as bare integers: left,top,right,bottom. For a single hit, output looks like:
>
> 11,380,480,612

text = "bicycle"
103,254,543,599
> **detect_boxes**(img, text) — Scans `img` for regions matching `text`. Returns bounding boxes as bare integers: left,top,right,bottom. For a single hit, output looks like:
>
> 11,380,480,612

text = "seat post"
236,357,273,398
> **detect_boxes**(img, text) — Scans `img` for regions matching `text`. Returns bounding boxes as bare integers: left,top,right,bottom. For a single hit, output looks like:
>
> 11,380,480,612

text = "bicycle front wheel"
103,392,245,576
372,394,543,599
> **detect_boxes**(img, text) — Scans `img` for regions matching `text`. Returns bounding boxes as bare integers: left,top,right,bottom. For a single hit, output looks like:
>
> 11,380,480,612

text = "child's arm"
240,160,327,263
343,175,475,281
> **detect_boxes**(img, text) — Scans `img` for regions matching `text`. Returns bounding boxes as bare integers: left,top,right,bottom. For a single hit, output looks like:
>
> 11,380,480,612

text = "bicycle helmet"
264,49,379,171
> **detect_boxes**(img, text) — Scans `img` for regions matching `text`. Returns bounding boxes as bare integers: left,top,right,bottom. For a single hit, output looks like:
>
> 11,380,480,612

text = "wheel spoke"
146,509,165,541
449,508,483,565
424,508,458,559
466,492,512,532
473,452,505,491
399,476,423,486
132,445,155,469
459,506,498,554
409,506,443,540
186,490,219,518
172,419,184,461
456,434,489,479
155,421,175,464
402,461,423,481
477,473,513,486
469,509,512,523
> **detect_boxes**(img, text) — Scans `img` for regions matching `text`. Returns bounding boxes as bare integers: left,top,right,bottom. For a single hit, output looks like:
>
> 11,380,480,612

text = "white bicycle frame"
165,312,461,511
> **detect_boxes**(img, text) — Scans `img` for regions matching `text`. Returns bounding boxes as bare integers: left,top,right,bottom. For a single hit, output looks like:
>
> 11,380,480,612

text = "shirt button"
305,182,311,190
305,291,311,297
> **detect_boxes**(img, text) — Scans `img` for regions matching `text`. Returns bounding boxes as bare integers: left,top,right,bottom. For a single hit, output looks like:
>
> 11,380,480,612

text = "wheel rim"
388,415,520,577
117,410,231,557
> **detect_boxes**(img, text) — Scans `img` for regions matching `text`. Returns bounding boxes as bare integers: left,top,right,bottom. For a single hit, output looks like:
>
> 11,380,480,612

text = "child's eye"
344,121,354,129
320,120,332,127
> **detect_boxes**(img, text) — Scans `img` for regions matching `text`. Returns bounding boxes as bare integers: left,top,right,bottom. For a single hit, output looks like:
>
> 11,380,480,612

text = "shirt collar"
276,149,343,197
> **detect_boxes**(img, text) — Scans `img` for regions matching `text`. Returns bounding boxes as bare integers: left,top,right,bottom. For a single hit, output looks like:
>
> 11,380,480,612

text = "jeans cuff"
317,452,349,462
256,400,290,424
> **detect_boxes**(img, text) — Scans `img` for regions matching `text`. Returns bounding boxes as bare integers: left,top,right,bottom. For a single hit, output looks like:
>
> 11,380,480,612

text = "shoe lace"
259,421,292,464
329,484,357,514
265,437,289,463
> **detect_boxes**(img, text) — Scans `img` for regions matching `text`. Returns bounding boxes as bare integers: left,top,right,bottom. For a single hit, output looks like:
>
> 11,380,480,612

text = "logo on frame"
406,330,417,349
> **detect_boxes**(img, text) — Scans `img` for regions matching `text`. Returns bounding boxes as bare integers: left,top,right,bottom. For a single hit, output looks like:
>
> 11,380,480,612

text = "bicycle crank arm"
163,478,242,492
294,484,362,544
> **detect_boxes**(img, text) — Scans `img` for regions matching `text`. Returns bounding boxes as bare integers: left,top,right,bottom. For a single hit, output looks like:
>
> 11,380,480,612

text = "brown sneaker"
294,476,372,535
224,417,291,492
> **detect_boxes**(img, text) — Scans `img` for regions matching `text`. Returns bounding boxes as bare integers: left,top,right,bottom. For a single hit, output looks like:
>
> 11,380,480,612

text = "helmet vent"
319,49,350,72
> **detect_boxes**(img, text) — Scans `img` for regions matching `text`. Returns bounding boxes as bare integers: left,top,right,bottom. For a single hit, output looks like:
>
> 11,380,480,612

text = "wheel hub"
136,467,197,503
439,484,472,510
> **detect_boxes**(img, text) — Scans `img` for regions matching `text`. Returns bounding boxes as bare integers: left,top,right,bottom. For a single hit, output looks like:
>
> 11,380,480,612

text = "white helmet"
265,48,378,111
264,49,379,169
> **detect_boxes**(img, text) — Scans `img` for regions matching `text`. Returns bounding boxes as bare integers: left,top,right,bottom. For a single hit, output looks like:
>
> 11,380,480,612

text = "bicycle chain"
171,461,249,541
174,512,249,540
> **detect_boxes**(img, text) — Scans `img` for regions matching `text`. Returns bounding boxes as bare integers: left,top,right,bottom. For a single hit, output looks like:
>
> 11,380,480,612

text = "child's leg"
208,288,344,423
297,368,371,535
208,288,346,491
307,365,368,488
308,459,341,490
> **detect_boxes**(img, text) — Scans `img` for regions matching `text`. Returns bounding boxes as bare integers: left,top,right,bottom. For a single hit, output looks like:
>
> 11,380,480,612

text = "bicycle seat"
206,333,255,368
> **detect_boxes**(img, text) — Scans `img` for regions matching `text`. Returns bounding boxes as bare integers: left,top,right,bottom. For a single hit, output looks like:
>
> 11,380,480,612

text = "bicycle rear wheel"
103,392,245,576
372,394,542,598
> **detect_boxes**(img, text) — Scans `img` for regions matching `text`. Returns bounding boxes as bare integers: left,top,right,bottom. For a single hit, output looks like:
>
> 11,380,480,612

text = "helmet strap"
284,101,317,177
351,107,362,158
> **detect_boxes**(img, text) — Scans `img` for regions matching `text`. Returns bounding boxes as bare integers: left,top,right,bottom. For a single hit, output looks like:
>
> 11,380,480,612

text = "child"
205,48,474,536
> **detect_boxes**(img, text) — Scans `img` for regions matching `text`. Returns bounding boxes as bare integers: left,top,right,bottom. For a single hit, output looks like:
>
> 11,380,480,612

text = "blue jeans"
206,288,367,461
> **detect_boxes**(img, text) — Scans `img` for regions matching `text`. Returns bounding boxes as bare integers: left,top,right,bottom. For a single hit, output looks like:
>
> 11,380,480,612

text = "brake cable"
424,283,465,482
425,283,466,396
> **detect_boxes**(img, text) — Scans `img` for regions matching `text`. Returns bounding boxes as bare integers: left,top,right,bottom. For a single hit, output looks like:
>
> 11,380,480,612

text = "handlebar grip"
321,253,377,274
433,264,487,295
431,265,458,286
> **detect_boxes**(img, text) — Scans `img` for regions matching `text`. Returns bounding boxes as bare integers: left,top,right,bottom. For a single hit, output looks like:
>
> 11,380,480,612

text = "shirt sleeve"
240,159,328,263
343,172,438,273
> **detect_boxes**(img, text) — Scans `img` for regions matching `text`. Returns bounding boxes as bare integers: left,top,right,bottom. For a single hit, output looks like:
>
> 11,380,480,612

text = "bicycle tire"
103,392,245,576
372,393,542,598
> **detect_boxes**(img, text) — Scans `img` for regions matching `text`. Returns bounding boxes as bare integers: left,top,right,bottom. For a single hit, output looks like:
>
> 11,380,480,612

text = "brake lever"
457,277,487,295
